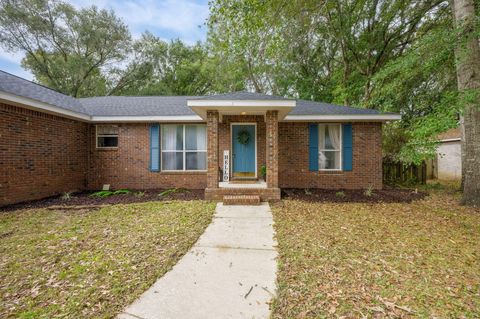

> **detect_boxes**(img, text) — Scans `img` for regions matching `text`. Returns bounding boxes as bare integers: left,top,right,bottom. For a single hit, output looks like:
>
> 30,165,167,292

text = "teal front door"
232,124,256,177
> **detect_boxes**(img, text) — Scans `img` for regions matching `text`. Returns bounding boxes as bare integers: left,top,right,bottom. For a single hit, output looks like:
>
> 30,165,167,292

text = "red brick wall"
278,122,383,189
1,103,384,206
207,111,219,188
88,123,207,190
0,103,88,206
265,111,279,187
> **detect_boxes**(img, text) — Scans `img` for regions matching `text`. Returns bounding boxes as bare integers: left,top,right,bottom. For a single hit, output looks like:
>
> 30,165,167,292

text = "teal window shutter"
150,124,160,172
342,124,353,171
308,123,319,171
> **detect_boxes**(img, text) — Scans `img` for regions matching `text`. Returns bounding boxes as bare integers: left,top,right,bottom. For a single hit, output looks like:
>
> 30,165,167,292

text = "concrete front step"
223,195,261,205
205,187,281,201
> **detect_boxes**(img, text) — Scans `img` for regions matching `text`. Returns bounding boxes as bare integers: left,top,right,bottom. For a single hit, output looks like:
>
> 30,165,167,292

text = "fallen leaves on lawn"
0,201,216,318
271,188,480,318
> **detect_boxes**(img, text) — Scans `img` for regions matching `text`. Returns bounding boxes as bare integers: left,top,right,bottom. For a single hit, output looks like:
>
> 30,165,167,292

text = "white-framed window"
161,124,207,171
319,124,342,170
96,125,119,148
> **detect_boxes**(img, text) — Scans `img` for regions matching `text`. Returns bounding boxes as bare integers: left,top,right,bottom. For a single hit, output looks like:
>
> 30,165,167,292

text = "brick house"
0,70,400,206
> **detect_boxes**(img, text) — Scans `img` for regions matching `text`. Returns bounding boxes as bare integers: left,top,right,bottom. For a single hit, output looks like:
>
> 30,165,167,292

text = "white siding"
436,141,462,180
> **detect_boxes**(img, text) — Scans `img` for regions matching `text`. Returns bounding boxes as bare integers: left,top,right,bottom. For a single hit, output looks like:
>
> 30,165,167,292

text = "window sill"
318,170,344,175
155,170,207,175
96,147,118,151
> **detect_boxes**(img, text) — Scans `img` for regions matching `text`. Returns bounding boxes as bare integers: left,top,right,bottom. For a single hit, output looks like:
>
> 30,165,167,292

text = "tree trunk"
452,0,480,206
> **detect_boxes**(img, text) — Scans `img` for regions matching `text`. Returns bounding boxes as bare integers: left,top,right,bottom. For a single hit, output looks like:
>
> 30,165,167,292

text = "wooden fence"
383,160,427,185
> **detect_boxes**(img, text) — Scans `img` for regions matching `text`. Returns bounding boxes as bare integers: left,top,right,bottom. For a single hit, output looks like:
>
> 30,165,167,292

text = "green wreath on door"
237,130,250,145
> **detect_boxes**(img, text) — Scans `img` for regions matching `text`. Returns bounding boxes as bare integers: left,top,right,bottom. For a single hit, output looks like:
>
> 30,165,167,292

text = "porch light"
241,112,246,115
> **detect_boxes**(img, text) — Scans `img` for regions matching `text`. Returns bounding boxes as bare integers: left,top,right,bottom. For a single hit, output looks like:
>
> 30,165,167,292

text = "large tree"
207,0,459,164
0,0,131,97
207,0,447,104
109,32,243,96
451,0,480,206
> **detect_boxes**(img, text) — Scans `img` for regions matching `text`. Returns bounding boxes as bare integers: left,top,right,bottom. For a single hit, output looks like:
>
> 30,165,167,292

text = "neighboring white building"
433,128,462,180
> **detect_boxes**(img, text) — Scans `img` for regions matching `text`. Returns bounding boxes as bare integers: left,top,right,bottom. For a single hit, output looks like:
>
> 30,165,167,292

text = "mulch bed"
281,187,427,203
0,189,204,212
2,187,427,212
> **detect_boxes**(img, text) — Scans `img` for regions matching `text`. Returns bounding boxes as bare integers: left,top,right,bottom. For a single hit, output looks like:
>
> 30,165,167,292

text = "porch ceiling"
187,99,296,121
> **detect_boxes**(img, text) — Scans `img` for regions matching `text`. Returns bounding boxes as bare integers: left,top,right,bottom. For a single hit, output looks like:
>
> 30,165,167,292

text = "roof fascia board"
91,115,204,122
283,114,401,121
0,91,91,121
187,100,296,107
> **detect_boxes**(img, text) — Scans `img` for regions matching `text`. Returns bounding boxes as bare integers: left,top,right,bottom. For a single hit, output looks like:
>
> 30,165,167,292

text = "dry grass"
271,185,480,318
0,201,215,318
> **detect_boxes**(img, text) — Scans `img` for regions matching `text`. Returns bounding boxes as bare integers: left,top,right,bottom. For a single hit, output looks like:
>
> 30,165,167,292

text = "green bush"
158,188,189,197
335,191,346,198
90,189,130,198
364,185,374,197
61,192,73,201
260,165,267,178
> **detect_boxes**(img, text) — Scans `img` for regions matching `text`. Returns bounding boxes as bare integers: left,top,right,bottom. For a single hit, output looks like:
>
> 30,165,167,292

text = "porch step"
223,195,261,205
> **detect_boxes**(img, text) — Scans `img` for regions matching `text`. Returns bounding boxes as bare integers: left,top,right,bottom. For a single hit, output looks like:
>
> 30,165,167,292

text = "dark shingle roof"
78,96,197,116
293,100,381,115
0,70,87,115
0,71,387,117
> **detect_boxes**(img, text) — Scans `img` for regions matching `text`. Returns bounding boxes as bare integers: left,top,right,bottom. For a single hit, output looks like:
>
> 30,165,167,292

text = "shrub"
158,188,189,197
90,189,130,198
364,185,374,197
61,192,73,201
134,191,145,198
112,189,130,195
335,191,346,198
260,165,267,178
90,191,113,198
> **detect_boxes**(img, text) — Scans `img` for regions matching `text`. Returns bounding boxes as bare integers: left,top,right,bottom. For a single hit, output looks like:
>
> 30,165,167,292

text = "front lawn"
272,185,480,318
0,201,215,318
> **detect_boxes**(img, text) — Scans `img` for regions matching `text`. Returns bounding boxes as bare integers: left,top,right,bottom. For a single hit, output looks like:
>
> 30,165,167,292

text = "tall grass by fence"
383,160,427,185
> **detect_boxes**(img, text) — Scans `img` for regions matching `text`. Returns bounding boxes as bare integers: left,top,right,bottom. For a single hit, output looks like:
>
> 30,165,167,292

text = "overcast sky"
0,0,210,80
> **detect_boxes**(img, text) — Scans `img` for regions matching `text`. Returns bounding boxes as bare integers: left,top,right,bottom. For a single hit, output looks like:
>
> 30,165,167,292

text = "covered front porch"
187,96,295,201
204,110,281,201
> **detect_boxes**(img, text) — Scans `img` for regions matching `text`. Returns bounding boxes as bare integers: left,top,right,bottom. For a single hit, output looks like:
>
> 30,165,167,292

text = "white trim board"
0,91,90,121
283,114,401,121
91,115,204,123
187,100,296,107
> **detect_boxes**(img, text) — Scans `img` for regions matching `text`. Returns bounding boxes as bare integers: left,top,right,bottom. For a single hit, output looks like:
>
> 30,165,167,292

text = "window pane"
97,125,118,135
162,152,183,170
98,136,118,147
186,152,206,170
322,124,340,150
185,125,206,150
319,151,341,169
162,125,183,150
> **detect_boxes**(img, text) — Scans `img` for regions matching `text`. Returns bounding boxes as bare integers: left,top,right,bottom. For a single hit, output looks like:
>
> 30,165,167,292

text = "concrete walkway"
118,203,278,319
